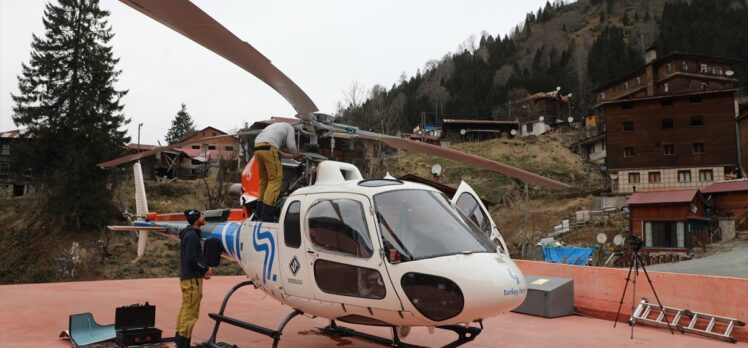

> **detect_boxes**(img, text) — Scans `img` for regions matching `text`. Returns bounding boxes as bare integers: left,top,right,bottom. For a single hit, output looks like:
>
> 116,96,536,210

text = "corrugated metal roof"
702,179,748,194
625,189,699,205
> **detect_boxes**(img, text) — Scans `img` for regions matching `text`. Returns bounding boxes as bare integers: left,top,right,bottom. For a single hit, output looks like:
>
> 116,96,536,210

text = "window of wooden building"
648,172,661,183
628,173,640,184
699,169,713,182
225,145,234,151
1,144,9,155
690,116,703,127
682,61,688,71
678,170,692,182
699,64,708,73
624,147,635,157
636,77,641,85
663,144,675,155
191,145,200,149
623,122,634,132
693,143,705,154
662,118,674,129
666,63,672,73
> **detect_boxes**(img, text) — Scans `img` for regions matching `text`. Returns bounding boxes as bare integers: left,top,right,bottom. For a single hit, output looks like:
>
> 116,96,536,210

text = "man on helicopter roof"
254,122,303,222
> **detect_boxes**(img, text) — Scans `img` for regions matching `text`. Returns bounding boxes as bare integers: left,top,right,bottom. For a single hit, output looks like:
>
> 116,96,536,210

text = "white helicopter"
103,1,571,347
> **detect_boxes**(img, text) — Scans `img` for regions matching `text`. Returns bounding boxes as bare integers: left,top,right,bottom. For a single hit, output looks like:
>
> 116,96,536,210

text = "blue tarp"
542,246,595,265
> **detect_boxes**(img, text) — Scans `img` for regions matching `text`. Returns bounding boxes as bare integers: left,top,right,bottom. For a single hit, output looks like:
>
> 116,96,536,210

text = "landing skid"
202,280,303,348
320,320,483,348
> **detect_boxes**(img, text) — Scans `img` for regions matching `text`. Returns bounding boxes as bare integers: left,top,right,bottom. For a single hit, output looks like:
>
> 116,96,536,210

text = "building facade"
0,130,33,197
179,126,239,162
594,51,740,193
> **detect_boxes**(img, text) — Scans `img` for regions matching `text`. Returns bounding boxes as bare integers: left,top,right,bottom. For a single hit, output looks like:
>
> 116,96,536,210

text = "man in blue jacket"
175,209,212,348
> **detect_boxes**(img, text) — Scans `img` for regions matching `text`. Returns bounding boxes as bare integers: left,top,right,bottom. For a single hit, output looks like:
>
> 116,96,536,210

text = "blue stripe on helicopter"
252,222,276,283
207,222,240,260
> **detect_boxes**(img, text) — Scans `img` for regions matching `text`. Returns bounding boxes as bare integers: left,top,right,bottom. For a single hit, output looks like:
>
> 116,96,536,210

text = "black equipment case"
114,303,162,346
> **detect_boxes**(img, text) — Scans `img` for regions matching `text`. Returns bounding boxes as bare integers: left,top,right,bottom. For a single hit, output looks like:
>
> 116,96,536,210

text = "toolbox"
114,302,161,347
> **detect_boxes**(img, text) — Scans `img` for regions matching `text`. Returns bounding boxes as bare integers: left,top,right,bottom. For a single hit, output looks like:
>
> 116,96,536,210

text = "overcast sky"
1,0,551,145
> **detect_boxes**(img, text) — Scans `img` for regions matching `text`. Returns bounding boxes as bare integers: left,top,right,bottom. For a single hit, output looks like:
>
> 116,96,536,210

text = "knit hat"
184,209,202,225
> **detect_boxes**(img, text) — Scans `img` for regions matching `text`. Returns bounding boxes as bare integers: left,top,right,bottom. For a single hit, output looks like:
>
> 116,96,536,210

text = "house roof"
0,129,32,138
512,90,571,104
592,51,740,92
442,119,518,125
702,179,748,194
127,143,157,151
625,189,699,205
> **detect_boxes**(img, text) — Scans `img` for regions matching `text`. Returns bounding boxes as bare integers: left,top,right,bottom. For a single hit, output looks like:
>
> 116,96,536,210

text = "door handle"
306,248,315,254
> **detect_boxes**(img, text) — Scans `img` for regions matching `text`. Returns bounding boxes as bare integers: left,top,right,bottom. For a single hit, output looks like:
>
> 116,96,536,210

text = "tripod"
613,237,674,339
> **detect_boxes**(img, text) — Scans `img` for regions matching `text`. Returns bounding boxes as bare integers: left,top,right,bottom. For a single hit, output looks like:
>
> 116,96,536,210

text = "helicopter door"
278,200,315,299
303,193,402,315
452,181,509,254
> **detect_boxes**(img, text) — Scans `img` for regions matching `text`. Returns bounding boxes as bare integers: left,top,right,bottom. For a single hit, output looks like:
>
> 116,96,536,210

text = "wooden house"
625,189,709,251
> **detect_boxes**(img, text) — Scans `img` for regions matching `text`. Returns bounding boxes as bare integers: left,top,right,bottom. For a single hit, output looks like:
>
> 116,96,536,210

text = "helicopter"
102,1,571,347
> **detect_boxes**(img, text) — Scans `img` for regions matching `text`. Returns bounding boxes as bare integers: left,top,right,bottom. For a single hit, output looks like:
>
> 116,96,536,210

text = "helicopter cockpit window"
284,201,301,248
307,199,374,258
374,189,494,262
455,192,491,236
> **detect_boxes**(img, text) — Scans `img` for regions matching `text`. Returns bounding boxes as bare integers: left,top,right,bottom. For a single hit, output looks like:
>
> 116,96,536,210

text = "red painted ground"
0,276,742,347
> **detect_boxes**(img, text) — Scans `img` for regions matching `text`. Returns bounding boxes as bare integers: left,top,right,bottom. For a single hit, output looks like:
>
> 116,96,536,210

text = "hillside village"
2,0,747,283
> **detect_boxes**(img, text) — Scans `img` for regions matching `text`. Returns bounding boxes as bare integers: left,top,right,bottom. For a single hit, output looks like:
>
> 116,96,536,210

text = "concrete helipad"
1,276,742,347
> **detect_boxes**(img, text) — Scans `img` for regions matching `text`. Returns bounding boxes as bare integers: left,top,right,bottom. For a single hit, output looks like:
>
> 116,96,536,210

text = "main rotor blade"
120,0,318,117
357,132,571,190
98,133,239,168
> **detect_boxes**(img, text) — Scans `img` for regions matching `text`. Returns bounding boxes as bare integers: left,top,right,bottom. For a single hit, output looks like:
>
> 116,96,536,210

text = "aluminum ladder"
632,298,745,343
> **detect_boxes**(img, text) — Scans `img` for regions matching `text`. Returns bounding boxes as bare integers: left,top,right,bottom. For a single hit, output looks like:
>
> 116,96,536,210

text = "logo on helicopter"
289,256,300,276
252,222,277,283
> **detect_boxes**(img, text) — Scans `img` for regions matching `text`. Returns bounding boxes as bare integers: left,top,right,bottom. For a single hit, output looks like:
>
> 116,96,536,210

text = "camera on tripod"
626,234,645,252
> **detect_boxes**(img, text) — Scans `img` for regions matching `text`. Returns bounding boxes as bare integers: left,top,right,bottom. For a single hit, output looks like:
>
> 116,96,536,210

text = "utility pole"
523,181,529,258
137,123,143,152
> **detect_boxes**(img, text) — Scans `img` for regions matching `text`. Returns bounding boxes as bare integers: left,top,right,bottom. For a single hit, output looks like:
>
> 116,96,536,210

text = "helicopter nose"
397,253,527,324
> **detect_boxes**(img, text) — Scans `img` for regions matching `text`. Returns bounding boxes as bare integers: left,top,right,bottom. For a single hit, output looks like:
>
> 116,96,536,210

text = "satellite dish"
690,203,698,214
613,234,624,246
596,233,607,244
610,174,618,179
431,163,442,176
460,129,466,135
726,70,734,76
568,93,573,98
556,86,561,91
539,116,545,122
510,129,517,136
567,117,574,123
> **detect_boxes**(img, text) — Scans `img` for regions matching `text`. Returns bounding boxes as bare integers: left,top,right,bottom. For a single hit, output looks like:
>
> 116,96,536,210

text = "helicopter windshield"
374,189,495,262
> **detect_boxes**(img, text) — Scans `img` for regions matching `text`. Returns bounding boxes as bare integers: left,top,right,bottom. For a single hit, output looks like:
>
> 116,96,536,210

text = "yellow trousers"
255,143,282,206
176,278,203,338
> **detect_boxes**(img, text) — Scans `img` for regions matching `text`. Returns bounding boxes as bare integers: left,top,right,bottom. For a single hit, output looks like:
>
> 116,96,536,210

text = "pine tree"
11,0,129,229
165,103,196,144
